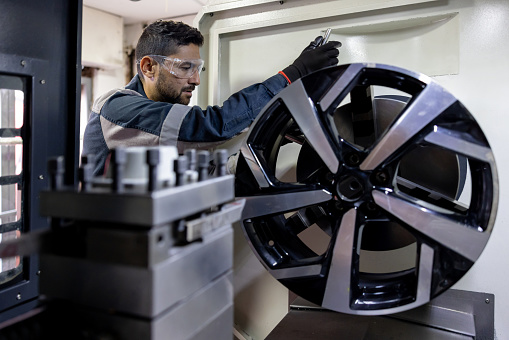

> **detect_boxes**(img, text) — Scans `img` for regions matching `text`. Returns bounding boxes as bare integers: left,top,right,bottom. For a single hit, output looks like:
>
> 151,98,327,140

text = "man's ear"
139,56,156,80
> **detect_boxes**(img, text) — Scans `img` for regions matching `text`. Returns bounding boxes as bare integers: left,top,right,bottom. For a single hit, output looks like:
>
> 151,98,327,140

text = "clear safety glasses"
142,55,204,79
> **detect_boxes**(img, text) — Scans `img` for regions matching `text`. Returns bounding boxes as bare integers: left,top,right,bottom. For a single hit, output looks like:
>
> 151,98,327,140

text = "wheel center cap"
337,175,365,202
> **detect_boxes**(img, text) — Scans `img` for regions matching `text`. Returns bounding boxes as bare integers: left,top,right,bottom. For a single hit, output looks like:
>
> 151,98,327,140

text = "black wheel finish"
235,64,498,315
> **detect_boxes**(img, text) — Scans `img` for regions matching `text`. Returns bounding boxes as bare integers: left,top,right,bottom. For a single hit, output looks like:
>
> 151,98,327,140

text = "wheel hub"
336,174,365,202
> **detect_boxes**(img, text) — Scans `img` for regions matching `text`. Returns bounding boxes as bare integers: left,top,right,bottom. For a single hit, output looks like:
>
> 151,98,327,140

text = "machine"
0,147,240,339
195,1,507,337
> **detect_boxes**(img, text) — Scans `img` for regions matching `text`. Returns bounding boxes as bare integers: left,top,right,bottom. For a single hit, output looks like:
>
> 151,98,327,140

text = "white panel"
197,0,440,105
433,3,509,340
219,28,319,102
232,223,288,340
82,6,124,69
333,14,459,76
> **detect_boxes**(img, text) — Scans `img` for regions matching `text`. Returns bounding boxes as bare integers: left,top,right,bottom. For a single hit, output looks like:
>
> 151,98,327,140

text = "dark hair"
135,20,204,76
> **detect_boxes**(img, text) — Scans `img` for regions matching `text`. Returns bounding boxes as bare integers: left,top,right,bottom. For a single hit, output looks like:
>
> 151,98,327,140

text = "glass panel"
0,183,21,224
0,143,23,176
0,75,25,285
0,230,22,285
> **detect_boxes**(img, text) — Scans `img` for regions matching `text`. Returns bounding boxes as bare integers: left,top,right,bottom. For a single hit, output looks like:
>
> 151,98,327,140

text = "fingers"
317,41,341,53
316,41,341,64
324,49,340,58
327,57,339,66
288,38,342,80
312,36,324,45
312,53,338,68
324,40,342,48
304,36,324,51
305,38,341,52
324,55,339,67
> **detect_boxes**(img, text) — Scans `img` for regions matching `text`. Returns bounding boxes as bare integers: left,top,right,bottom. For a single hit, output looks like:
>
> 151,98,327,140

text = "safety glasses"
141,55,204,79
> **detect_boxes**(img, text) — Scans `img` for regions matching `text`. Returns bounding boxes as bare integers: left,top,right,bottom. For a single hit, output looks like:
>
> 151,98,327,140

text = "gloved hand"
281,37,341,83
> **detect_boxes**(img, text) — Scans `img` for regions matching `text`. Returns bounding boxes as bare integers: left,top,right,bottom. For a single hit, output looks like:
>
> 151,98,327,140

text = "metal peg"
174,155,188,186
214,149,228,177
112,148,127,193
197,150,210,181
185,149,197,171
47,156,65,190
146,148,160,192
79,154,95,192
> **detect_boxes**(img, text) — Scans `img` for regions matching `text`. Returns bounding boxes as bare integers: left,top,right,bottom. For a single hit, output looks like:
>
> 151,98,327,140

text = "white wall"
82,6,126,101
82,6,124,69
124,14,200,54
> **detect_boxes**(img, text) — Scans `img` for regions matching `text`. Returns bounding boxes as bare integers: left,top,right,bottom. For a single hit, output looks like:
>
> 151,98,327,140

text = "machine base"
267,289,494,340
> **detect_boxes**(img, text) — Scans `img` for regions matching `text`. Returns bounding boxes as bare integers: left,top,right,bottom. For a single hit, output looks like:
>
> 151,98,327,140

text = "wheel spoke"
319,63,365,112
281,80,339,173
321,207,436,315
425,126,495,163
412,243,434,310
395,176,468,213
240,144,273,188
372,190,490,262
322,208,357,311
269,264,322,280
360,82,457,171
240,189,332,220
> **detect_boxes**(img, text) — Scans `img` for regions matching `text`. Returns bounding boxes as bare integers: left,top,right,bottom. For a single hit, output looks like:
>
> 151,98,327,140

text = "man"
83,20,340,176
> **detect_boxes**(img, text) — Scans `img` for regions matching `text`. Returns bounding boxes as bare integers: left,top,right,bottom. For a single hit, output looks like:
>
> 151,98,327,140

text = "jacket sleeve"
177,73,288,142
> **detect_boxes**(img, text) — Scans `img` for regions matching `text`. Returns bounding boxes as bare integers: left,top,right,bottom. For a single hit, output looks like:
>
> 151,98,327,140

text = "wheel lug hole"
366,202,377,211
325,172,334,182
345,152,361,167
374,170,389,185
361,201,379,217
334,200,344,210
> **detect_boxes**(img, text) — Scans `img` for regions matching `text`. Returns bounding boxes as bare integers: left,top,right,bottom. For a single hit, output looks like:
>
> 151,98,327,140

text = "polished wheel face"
235,63,498,315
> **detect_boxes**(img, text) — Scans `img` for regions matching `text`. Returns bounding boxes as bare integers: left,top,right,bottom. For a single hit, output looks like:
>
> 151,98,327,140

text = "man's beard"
154,71,194,105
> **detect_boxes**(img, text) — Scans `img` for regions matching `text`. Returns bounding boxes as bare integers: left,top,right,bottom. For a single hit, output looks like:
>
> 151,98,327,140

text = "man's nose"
189,72,200,85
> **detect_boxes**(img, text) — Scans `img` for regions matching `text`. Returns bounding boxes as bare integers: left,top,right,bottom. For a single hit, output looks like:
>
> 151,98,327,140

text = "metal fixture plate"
39,175,235,226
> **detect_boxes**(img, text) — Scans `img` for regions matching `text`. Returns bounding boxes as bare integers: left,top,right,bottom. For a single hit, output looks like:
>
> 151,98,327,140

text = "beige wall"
82,6,125,102
83,7,199,101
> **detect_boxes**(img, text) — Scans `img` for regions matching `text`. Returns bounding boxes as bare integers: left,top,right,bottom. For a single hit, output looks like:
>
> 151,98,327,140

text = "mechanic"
83,20,341,176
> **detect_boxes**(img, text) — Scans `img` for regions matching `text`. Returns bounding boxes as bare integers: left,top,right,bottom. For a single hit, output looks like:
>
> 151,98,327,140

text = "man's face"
154,43,201,105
